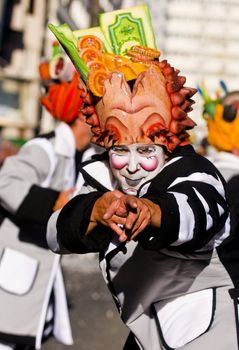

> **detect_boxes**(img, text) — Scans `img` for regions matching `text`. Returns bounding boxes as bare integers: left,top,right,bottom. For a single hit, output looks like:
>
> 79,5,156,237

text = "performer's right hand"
86,190,124,234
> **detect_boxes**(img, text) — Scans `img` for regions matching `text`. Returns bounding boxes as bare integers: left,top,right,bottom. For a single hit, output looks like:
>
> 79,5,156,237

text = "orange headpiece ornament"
39,42,83,123
49,5,197,146
80,63,196,151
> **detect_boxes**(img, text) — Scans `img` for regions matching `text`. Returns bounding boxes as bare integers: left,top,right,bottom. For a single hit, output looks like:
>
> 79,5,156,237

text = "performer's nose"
126,154,140,173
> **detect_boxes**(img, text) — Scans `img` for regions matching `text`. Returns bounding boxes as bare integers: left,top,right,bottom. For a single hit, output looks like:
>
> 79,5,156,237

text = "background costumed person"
0,43,92,350
47,6,239,349
198,81,239,181
199,82,239,292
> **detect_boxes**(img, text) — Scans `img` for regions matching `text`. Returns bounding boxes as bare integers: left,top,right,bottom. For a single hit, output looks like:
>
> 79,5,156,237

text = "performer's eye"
223,105,237,122
116,150,128,155
111,146,129,155
112,153,126,158
138,146,155,155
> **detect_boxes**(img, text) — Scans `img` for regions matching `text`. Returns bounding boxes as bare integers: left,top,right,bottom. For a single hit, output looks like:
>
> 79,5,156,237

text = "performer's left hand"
103,195,161,242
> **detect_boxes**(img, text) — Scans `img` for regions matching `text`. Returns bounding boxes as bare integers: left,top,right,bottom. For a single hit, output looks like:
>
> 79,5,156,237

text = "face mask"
109,143,165,195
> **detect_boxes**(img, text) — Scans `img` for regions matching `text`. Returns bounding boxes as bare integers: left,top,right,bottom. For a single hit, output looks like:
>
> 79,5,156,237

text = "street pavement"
42,254,128,350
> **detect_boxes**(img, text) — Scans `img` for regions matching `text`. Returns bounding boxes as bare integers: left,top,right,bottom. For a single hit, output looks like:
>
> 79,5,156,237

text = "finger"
119,198,141,230
119,233,128,242
105,196,138,220
105,214,126,227
109,223,128,242
125,196,138,210
130,208,149,232
130,217,149,240
103,199,121,219
124,213,138,231
126,207,150,235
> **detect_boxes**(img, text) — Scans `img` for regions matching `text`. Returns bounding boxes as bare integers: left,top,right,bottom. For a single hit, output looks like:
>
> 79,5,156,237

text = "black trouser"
123,332,140,350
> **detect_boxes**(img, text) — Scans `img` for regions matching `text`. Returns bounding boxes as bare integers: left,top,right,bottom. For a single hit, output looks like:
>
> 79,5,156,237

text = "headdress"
199,81,239,152
39,42,84,123
49,5,197,150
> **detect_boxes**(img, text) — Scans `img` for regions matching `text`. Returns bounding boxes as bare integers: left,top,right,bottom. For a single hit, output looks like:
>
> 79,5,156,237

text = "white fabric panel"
53,266,73,345
0,248,38,295
54,122,75,158
35,255,61,349
74,145,104,194
83,161,118,191
154,289,213,348
24,138,57,188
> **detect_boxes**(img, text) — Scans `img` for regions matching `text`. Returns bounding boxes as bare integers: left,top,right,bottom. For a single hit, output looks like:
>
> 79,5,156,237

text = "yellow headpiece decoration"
199,81,239,152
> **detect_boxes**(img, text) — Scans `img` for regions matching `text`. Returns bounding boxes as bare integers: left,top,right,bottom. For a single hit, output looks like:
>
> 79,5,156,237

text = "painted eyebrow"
137,146,156,151
112,146,129,151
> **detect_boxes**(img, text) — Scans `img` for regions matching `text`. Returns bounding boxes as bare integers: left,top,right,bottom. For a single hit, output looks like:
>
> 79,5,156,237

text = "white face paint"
109,144,165,195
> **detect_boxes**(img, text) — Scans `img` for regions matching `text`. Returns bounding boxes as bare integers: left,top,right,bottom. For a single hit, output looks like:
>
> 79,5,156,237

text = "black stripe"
139,192,180,250
37,131,55,140
0,333,35,347
228,288,239,349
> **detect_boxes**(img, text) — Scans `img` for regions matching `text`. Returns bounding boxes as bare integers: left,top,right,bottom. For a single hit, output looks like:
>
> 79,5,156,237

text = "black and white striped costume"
47,145,239,350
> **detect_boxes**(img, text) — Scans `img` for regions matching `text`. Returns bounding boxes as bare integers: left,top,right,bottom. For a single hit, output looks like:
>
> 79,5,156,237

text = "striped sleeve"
140,149,230,252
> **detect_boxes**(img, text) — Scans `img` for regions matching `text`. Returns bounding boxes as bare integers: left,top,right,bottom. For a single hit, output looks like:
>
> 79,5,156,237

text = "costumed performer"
199,81,239,294
47,6,238,350
0,42,92,350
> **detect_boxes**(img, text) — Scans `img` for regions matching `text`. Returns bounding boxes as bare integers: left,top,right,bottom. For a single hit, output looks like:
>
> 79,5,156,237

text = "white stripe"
214,216,230,247
138,157,182,197
170,186,227,247
0,344,14,350
47,211,62,253
168,172,225,197
163,156,182,169
199,216,231,251
217,203,225,216
169,192,195,246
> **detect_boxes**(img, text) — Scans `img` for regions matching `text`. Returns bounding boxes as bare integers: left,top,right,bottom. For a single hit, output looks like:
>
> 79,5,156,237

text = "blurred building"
0,0,48,141
0,0,239,145
0,0,109,141
123,0,239,144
